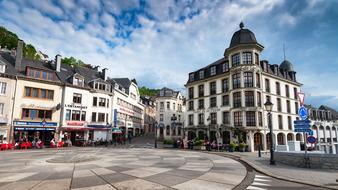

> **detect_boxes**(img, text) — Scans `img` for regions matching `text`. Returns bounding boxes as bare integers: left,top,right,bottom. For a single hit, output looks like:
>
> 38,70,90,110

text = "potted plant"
163,139,173,148
194,140,204,150
239,142,246,152
229,142,236,152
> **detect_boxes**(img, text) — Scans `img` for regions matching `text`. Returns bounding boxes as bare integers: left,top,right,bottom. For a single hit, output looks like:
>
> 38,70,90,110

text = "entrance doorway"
254,133,262,151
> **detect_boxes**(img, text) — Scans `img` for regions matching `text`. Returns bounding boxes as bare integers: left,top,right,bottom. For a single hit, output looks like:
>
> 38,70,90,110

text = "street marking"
252,182,270,186
255,175,270,178
254,178,270,182
246,185,266,190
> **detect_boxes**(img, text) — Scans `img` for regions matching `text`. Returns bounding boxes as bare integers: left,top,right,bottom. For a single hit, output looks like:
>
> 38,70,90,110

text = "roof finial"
239,21,244,29
283,43,286,60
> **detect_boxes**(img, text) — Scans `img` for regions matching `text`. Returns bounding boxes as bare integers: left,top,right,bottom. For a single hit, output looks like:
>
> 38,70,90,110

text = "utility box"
288,141,300,151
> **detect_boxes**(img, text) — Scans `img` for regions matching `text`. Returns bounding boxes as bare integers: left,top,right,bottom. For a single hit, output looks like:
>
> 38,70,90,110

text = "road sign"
294,119,311,124
308,130,314,136
307,136,317,144
299,106,308,120
294,125,311,129
294,128,312,133
297,92,305,106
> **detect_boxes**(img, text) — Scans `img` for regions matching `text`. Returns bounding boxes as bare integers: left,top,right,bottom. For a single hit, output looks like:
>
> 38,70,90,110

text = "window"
222,79,229,92
0,82,6,95
26,68,54,80
294,87,298,99
98,113,105,122
24,87,54,100
265,79,270,92
222,62,229,72
199,70,204,79
91,112,97,122
72,110,81,121
256,73,260,88
286,100,291,113
210,81,216,95
210,66,216,76
198,114,204,125
255,53,259,65
65,110,71,120
198,85,204,97
189,73,194,82
242,52,252,64
233,92,242,108
288,116,292,130
188,87,194,99
234,111,242,126
188,101,194,110
244,72,253,87
93,97,97,106
223,112,230,124
266,95,271,103
160,102,164,109
278,115,283,129
257,92,261,107
21,109,52,120
232,53,240,66
232,73,241,89
245,91,254,107
74,77,84,86
0,103,4,115
198,99,204,109
277,98,282,112
99,98,106,107
222,95,229,106
166,102,170,109
173,103,176,110
295,102,299,114
285,85,290,97
81,111,86,121
0,64,5,73
246,111,256,126
258,112,262,126
276,82,280,95
210,97,217,108
188,114,193,125
160,114,163,122
210,113,217,124
73,93,82,104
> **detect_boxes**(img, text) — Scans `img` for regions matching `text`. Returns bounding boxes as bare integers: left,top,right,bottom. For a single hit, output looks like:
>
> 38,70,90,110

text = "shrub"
163,139,173,145
239,142,246,150
194,140,204,146
230,142,236,150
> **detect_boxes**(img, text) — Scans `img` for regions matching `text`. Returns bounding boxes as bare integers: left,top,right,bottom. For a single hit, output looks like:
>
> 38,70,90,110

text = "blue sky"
0,0,338,109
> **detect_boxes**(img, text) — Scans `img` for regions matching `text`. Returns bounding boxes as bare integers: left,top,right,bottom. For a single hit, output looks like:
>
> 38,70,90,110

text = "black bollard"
258,144,262,157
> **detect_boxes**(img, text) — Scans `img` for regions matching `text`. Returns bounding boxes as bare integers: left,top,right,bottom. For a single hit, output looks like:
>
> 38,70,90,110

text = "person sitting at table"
36,139,42,149
50,138,56,148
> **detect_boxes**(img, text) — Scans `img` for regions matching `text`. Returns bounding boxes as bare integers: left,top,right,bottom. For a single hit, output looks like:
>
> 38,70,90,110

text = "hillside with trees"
139,86,159,97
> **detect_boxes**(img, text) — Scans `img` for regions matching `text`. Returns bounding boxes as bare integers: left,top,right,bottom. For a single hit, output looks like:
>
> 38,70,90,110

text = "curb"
221,153,337,190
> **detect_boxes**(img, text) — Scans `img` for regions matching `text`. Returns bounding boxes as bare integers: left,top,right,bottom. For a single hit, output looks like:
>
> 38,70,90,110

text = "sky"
0,0,338,109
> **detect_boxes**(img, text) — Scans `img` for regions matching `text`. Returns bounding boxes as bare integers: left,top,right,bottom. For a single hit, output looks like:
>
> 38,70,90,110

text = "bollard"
258,144,262,157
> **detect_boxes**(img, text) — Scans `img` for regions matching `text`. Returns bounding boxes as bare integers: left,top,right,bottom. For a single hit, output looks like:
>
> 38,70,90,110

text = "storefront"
87,124,111,141
61,121,88,146
13,121,57,146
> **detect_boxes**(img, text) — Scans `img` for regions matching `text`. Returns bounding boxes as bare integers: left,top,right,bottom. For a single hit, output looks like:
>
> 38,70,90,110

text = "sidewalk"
222,151,338,189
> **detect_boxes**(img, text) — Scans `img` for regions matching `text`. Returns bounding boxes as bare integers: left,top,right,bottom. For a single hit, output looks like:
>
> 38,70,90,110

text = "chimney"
15,40,24,71
273,64,279,75
102,68,108,81
93,66,99,71
55,54,61,72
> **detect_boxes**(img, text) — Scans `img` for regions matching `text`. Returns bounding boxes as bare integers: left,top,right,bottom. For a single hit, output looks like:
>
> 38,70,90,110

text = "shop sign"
14,121,57,127
14,127,55,131
87,124,111,129
119,107,134,115
21,104,53,109
66,121,85,126
0,117,7,124
193,107,220,114
64,104,88,109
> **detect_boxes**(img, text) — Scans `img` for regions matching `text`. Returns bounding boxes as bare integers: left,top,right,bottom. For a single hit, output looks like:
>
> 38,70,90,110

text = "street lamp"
171,114,177,136
264,99,275,165
207,116,211,140
154,121,158,148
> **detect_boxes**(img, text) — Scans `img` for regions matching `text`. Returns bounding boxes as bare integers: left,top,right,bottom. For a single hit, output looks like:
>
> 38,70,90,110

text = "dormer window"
189,73,194,81
222,62,229,72
94,82,107,91
199,70,204,79
26,67,54,81
0,64,5,73
73,77,84,87
210,66,216,76
115,84,119,89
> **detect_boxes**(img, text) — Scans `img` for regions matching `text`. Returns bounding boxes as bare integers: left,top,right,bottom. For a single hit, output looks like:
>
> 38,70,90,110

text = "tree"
139,86,159,97
61,56,86,66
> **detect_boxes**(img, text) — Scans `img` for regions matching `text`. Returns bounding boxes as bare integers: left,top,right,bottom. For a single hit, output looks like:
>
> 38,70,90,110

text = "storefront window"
66,110,71,120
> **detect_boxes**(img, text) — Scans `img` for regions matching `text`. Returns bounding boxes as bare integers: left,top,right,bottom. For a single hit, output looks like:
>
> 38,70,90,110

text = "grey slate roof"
230,28,258,48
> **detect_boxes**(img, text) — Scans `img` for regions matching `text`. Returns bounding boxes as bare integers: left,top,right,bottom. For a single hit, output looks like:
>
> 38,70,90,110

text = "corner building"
185,23,302,152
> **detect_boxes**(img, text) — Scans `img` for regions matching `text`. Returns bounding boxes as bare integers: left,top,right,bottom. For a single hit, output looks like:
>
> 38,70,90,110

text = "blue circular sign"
307,136,316,144
299,106,308,120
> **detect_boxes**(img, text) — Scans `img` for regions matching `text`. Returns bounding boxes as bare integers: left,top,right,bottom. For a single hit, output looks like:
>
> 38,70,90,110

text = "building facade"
185,22,302,152
141,96,156,134
109,78,144,137
155,87,185,140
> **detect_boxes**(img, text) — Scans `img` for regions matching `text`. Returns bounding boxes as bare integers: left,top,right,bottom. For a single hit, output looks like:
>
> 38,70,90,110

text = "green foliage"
194,140,204,146
61,56,86,66
24,44,40,60
163,139,173,145
239,142,246,149
230,141,236,150
139,86,159,97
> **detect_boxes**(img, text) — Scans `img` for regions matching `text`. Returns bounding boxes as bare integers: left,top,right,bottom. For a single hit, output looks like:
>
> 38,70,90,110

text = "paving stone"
101,173,136,184
163,169,206,179
144,173,191,186
104,166,131,172
73,170,95,178
0,180,40,190
71,184,116,190
34,178,71,190
197,172,245,186
71,175,107,189
91,168,116,176
113,178,166,190
172,179,233,190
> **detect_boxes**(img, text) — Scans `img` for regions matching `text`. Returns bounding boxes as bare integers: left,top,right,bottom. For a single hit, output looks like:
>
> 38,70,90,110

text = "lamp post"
154,121,158,148
264,99,275,165
171,114,177,136
207,116,211,140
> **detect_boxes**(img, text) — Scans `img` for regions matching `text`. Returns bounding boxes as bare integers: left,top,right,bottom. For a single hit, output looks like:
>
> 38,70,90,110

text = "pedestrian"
128,133,132,144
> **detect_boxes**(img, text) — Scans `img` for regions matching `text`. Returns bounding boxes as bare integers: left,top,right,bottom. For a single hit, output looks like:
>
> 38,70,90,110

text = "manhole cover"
46,154,100,163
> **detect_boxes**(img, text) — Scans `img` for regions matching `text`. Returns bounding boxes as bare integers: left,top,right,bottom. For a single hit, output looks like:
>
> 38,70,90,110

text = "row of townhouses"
0,40,149,146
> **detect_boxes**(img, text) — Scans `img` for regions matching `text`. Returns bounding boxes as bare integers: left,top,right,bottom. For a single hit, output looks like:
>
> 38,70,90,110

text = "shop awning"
112,127,123,134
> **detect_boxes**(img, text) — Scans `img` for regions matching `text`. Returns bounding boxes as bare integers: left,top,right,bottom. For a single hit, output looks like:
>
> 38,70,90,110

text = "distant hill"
0,26,41,61
139,86,159,97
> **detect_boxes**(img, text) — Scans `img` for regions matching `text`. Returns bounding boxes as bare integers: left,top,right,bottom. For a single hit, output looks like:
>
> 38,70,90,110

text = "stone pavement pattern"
226,152,338,189
0,148,247,190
